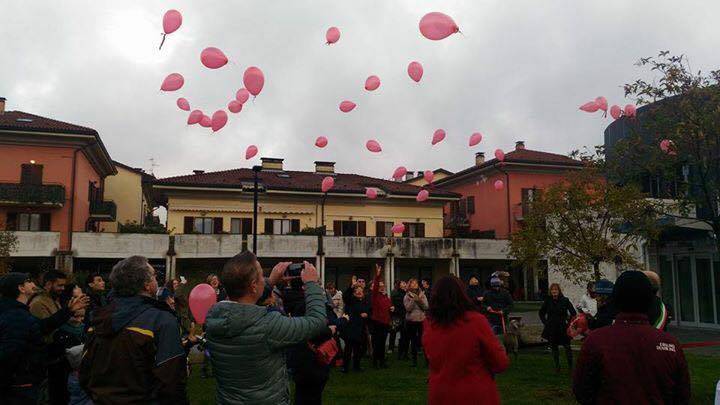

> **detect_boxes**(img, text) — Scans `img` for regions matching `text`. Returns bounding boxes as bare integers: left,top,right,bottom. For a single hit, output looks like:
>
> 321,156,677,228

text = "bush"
118,221,169,234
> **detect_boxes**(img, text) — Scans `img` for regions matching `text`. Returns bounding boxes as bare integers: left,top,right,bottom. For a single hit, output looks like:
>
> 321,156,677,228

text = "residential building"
403,168,454,187
0,98,116,272
434,141,584,299
100,161,156,233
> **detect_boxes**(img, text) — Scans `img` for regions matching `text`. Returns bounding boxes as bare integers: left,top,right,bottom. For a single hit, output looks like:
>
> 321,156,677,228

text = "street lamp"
252,165,262,254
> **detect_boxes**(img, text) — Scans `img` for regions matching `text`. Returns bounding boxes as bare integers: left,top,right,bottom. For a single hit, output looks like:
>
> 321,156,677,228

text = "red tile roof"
0,111,98,135
155,168,459,198
435,148,583,186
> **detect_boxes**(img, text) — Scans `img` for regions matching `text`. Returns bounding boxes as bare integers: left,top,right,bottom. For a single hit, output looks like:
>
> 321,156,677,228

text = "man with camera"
205,252,329,405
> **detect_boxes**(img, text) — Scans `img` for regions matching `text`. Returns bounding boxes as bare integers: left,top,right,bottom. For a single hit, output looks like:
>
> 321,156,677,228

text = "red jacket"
422,311,509,405
371,273,392,326
573,313,690,405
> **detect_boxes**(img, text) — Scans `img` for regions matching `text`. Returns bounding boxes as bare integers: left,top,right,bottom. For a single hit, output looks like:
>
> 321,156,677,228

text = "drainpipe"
67,148,80,253
495,164,512,239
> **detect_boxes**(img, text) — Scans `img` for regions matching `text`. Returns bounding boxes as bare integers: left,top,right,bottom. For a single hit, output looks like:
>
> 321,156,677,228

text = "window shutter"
21,164,43,185
183,217,194,233
264,218,274,234
417,223,425,238
333,220,341,236
213,217,223,234
459,198,467,216
40,213,51,231
291,219,300,233
358,221,366,236
402,222,410,237
6,213,17,231
467,196,475,215
375,222,384,237
242,218,253,235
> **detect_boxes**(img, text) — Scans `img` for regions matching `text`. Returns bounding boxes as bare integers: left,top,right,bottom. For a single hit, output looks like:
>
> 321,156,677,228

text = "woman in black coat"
538,283,576,372
341,285,371,372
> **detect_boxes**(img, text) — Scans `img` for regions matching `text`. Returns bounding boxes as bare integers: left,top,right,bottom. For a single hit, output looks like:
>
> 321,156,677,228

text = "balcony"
90,200,117,221
72,232,169,259
10,231,60,257
0,183,65,207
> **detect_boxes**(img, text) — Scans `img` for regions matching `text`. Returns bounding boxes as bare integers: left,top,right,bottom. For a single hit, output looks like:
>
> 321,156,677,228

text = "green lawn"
188,349,718,404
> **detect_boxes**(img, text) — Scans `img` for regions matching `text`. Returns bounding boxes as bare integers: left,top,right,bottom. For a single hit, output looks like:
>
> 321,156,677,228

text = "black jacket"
482,288,513,333
391,289,407,319
0,298,71,392
467,285,485,306
589,298,618,330
342,298,371,342
539,295,576,345
80,295,188,405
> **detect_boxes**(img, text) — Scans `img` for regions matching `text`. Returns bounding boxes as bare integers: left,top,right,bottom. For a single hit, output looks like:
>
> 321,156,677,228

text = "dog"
502,317,523,360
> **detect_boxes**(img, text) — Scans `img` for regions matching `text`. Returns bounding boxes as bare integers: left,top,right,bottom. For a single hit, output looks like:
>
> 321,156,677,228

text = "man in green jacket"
206,251,329,405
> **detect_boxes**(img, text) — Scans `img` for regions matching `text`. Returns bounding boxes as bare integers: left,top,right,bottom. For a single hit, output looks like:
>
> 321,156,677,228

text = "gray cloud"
2,0,719,180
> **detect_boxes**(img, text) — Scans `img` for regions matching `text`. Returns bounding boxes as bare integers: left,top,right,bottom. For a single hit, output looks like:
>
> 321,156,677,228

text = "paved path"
668,326,720,357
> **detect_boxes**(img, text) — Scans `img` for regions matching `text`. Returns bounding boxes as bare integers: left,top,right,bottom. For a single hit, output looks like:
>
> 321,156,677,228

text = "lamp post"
252,165,261,254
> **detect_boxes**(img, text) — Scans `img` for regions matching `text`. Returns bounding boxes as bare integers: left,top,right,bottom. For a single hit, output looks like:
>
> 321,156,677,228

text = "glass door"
676,256,695,324
695,257,716,326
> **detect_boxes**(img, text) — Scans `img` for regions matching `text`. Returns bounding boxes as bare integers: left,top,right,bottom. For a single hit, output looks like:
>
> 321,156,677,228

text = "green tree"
509,162,660,283
0,230,18,275
608,51,720,252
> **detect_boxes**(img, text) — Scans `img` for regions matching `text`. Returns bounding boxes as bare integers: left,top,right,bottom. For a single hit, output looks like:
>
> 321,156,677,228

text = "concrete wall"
72,232,168,259
101,165,144,232
10,231,60,257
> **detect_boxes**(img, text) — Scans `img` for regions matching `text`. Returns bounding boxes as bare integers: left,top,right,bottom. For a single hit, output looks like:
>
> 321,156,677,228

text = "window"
467,196,476,215
333,220,366,236
194,217,214,234
403,222,425,238
264,218,300,235
230,218,253,235
6,213,50,231
376,221,394,237
20,164,43,185
521,188,542,216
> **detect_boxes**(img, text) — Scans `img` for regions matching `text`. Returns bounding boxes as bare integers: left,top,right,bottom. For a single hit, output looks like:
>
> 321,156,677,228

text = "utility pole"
252,165,262,254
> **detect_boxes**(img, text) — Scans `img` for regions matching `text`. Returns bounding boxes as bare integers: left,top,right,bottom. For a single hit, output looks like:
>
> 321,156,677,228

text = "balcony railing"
90,200,117,221
0,183,65,207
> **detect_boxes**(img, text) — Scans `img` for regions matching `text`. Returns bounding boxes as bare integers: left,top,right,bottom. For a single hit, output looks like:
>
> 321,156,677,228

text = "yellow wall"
405,171,451,187
101,166,144,232
164,191,446,236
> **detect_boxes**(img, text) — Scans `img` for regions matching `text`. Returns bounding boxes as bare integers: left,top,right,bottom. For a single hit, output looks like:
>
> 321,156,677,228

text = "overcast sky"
2,1,718,180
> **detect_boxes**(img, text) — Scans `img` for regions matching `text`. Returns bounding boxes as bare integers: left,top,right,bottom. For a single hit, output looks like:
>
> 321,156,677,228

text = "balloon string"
159,33,166,50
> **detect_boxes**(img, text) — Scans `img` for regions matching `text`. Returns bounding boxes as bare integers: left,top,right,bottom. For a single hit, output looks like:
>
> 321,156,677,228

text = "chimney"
515,140,526,150
193,170,205,175
314,161,335,174
0,97,5,114
475,152,485,166
260,157,284,171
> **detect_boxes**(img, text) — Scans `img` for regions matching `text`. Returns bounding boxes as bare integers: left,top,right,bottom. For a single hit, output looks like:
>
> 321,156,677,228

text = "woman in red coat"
423,275,509,405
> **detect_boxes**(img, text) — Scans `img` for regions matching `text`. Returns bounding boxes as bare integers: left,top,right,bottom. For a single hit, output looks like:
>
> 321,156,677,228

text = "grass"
512,301,543,313
188,349,718,404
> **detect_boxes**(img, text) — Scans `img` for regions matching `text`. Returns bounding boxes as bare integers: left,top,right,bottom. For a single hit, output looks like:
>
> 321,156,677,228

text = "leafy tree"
510,162,660,283
118,220,169,234
608,51,720,252
0,230,18,275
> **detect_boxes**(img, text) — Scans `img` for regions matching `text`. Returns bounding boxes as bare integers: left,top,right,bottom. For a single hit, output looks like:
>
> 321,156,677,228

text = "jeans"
370,322,389,366
551,344,573,370
294,373,328,405
406,320,424,364
343,339,363,371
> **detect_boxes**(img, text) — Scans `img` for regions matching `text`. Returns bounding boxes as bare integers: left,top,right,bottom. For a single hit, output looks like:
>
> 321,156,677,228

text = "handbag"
308,338,340,366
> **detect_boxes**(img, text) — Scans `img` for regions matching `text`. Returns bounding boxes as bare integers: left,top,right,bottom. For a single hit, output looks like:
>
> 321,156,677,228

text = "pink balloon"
200,47,228,69
366,188,378,199
315,136,328,148
416,189,429,202
594,96,608,112
365,75,381,91
339,101,356,113
469,132,483,147
660,139,670,152
495,149,505,162
624,104,637,118
610,105,623,120
176,98,190,111
187,110,203,125
579,101,600,113
228,100,243,114
160,73,184,91
188,283,216,325
366,140,382,153
494,179,504,191
211,110,228,132
392,166,407,180
243,67,265,96
431,129,446,145
236,88,250,104
423,170,434,184
163,10,183,34
321,176,334,193
245,145,258,160
326,27,341,44
419,12,459,41
199,115,212,128
391,223,405,235
408,61,423,82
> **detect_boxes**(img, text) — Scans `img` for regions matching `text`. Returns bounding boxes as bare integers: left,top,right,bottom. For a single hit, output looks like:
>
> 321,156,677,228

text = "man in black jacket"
0,272,87,404
80,255,189,405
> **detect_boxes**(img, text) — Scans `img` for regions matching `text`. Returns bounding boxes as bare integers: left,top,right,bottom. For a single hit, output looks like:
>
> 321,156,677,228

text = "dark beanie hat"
613,271,654,313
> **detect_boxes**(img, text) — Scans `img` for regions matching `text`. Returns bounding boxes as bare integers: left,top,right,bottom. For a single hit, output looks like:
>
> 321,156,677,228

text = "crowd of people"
0,254,692,405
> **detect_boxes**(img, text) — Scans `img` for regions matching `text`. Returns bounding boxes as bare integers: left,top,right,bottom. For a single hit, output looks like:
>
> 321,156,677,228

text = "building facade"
100,161,155,233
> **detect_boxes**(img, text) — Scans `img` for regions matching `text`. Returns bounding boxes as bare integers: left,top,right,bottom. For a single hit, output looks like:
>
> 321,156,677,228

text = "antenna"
149,157,159,175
